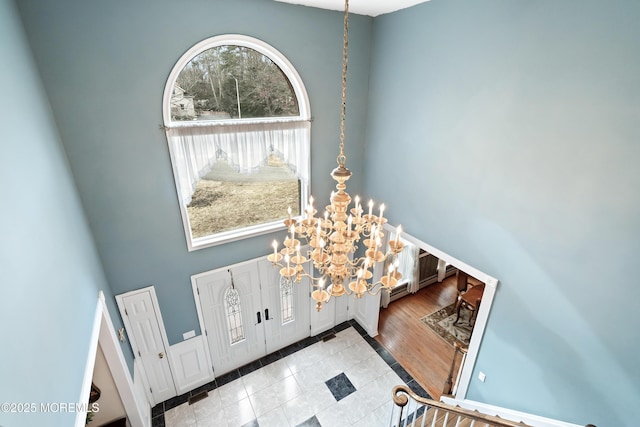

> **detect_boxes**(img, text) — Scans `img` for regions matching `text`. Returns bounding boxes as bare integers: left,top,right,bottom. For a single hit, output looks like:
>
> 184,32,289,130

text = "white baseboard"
440,397,582,427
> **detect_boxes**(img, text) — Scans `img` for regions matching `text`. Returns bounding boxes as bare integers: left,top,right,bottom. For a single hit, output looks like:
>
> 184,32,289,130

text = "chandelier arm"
345,258,359,268
365,283,389,297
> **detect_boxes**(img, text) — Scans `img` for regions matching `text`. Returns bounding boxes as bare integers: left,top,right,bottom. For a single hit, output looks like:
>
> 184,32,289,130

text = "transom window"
163,35,311,250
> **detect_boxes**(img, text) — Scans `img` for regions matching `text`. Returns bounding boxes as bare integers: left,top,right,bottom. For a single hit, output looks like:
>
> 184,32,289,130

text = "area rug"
420,304,473,347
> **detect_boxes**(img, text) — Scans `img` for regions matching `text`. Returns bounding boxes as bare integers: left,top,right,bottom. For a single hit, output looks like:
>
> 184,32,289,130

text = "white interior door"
352,246,385,337
310,291,337,335
118,290,176,404
258,258,310,353
195,262,266,376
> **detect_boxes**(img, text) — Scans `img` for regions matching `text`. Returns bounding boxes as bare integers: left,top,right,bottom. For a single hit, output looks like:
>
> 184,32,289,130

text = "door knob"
158,352,165,359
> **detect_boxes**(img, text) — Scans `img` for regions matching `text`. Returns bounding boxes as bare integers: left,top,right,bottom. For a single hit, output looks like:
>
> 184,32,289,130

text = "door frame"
192,257,256,378
116,286,177,406
192,254,320,376
381,223,497,400
77,291,148,427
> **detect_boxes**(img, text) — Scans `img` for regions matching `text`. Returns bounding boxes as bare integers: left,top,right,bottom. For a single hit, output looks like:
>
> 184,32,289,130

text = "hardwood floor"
376,274,466,400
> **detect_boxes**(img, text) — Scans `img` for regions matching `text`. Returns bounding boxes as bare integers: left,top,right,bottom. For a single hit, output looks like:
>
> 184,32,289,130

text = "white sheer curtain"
381,266,391,309
380,235,420,308
166,120,310,205
397,239,420,294
437,258,448,282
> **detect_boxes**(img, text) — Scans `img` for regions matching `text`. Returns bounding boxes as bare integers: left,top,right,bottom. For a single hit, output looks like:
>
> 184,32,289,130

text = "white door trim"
191,257,258,378
116,286,177,405
77,292,149,427
191,275,215,376
382,223,498,400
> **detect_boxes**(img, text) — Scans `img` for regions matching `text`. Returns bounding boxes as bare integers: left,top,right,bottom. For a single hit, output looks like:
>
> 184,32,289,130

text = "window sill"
186,219,290,252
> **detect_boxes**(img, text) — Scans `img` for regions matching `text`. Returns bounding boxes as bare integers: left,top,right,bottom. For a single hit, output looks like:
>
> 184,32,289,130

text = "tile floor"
151,321,429,427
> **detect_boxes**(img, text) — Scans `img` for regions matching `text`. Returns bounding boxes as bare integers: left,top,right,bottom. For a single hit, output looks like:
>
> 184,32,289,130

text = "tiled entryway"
152,321,429,427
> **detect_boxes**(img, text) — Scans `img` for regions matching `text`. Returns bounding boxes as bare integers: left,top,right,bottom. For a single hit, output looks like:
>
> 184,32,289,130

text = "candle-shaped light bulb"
387,265,394,285
285,253,290,269
347,215,353,232
379,203,385,220
288,224,296,248
319,278,325,289
395,225,402,245
368,199,373,217
287,206,292,220
296,244,301,257
272,240,278,258
370,224,377,244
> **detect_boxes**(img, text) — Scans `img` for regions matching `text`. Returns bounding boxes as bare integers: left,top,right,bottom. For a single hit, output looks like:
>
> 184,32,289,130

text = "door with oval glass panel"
193,257,311,376
194,261,266,375
257,258,310,353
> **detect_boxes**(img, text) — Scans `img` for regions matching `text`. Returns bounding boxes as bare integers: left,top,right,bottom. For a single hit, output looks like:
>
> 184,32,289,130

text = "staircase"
390,385,531,427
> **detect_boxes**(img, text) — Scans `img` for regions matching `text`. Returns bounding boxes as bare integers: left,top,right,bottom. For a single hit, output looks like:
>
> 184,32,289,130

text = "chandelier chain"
338,0,349,167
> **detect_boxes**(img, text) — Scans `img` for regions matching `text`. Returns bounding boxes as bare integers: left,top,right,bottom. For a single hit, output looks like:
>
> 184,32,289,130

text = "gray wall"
0,0,120,425
366,1,640,426
16,0,373,345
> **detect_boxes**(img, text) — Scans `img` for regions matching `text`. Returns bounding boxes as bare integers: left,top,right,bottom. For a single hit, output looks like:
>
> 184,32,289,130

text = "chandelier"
268,0,404,311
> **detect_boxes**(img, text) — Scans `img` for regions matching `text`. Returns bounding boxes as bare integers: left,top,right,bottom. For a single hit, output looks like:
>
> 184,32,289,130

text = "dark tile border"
151,320,425,426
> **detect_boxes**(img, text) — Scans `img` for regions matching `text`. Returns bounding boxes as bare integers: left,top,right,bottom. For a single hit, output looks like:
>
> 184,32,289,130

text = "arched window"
163,35,311,250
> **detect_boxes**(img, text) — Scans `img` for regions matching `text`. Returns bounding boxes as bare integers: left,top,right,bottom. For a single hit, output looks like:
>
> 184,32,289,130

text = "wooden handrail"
393,385,530,427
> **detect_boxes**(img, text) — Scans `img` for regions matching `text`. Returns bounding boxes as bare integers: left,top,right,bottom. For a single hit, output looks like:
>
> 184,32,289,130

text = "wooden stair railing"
443,342,467,396
391,385,531,427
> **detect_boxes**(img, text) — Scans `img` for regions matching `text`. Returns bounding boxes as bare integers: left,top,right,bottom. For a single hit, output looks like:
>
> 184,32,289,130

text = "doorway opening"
375,227,497,401
77,292,148,427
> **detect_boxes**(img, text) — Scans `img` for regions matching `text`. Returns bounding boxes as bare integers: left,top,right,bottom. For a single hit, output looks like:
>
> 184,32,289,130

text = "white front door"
195,262,267,376
194,257,313,376
258,258,310,353
118,290,176,403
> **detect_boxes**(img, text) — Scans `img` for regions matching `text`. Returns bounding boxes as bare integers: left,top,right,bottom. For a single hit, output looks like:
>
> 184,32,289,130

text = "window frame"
162,34,311,251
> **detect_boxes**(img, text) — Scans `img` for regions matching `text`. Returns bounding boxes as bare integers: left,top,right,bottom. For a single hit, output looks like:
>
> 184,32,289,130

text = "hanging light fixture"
268,0,404,311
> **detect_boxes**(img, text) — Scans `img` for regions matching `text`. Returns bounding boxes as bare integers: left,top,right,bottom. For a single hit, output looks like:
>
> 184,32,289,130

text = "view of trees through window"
171,45,299,121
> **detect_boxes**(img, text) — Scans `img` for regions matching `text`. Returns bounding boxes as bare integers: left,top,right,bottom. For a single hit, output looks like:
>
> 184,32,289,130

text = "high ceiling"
274,0,430,17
